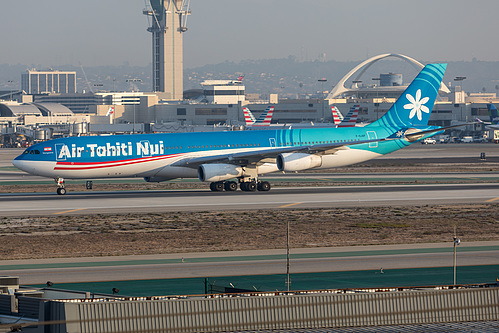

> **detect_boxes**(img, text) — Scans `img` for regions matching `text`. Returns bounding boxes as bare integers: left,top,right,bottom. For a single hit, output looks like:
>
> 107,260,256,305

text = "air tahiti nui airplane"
14,64,459,195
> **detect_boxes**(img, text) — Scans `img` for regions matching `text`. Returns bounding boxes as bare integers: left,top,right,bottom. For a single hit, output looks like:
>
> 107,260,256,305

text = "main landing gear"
209,180,271,192
55,178,66,195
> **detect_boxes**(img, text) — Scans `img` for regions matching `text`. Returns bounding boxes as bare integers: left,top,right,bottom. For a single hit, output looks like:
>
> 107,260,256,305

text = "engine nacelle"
144,176,173,182
276,153,322,172
198,163,244,182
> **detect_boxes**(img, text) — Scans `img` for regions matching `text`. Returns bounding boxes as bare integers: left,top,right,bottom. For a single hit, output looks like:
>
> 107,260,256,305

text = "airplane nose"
12,157,29,173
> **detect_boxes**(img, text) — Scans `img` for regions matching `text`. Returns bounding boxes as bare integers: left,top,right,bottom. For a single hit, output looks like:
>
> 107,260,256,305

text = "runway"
0,183,499,216
1,144,499,217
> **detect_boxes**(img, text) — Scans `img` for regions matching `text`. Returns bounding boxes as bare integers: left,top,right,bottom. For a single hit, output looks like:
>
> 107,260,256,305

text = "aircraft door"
367,131,378,148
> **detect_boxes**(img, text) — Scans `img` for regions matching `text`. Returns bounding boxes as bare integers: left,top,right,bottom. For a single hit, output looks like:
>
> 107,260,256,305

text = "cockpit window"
34,150,40,154
29,150,35,154
22,150,30,154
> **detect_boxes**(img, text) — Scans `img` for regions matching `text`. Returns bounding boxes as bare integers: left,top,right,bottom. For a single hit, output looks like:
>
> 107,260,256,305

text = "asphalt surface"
0,183,498,216
2,241,498,285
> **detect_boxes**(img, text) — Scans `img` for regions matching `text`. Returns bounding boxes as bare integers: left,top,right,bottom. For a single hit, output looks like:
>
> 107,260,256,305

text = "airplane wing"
174,135,394,168
177,121,477,169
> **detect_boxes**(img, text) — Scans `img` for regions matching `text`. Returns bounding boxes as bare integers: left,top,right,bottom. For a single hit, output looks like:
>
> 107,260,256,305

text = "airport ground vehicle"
421,138,436,144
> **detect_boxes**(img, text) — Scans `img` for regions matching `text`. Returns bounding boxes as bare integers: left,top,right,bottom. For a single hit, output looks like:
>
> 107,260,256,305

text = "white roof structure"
327,53,451,99
0,102,73,117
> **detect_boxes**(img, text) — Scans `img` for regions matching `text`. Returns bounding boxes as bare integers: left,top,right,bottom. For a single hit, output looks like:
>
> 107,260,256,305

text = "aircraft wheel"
210,182,216,191
257,181,271,192
224,181,238,191
214,182,224,191
240,182,247,191
57,188,67,195
247,182,257,192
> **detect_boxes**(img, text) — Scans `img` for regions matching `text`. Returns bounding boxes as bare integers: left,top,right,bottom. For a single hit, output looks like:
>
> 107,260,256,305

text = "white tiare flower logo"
404,89,429,121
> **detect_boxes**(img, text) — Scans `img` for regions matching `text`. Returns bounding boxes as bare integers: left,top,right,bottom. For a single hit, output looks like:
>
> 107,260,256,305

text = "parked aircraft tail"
254,106,274,126
337,105,359,127
243,107,257,125
243,106,275,126
487,104,499,124
331,106,343,125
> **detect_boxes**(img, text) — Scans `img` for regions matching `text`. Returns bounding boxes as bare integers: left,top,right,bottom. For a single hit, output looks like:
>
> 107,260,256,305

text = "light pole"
453,227,460,285
318,78,327,121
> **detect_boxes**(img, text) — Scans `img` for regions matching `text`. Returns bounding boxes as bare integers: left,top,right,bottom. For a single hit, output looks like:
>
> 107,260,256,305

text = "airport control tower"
144,0,190,100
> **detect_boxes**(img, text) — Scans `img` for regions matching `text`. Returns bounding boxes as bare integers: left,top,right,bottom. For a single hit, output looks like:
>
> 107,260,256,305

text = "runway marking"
53,208,87,215
2,195,499,215
279,202,303,208
486,197,499,202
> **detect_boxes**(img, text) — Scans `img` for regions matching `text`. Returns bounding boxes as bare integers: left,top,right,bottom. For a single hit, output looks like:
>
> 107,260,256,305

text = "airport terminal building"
1,55,499,145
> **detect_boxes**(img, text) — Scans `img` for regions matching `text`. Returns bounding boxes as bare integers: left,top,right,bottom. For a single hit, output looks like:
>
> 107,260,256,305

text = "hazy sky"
2,0,498,68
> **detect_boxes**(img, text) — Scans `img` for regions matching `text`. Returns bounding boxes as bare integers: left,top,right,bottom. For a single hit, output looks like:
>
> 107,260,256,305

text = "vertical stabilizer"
487,104,499,124
331,106,343,125
254,106,275,126
368,63,447,128
338,105,359,127
243,107,256,125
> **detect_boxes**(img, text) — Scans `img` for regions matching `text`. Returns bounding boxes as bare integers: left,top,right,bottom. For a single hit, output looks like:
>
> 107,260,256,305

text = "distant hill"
1,58,498,98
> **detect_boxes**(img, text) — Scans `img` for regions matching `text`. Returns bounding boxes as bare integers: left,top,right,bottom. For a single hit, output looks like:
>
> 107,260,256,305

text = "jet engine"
276,153,322,172
198,163,244,182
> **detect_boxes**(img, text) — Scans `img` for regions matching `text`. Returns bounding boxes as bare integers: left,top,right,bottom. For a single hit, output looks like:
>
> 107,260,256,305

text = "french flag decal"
44,147,52,152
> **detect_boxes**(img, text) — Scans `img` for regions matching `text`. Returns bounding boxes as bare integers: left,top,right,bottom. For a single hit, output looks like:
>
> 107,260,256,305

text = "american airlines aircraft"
331,105,360,127
14,64,455,194
243,106,274,126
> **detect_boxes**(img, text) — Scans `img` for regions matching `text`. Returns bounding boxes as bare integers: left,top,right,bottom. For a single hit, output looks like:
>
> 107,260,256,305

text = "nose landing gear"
55,178,66,195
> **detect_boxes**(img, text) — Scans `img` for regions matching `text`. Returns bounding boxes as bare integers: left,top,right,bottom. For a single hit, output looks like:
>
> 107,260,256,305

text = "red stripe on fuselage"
53,154,184,171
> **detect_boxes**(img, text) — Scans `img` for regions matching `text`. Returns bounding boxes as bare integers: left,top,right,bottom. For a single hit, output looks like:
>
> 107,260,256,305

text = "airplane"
476,104,499,130
243,106,274,127
336,105,360,127
14,63,462,195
